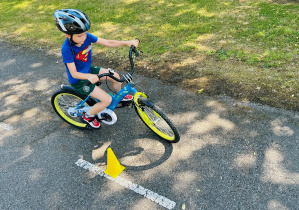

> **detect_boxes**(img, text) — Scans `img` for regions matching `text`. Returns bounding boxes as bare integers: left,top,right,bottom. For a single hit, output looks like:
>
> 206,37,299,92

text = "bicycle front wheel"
134,93,180,143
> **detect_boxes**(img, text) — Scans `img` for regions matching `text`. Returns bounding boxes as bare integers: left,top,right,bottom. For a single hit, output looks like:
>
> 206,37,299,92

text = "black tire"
134,101,180,143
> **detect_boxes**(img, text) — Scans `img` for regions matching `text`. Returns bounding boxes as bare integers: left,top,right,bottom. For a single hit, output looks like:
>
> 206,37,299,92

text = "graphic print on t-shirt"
76,44,92,63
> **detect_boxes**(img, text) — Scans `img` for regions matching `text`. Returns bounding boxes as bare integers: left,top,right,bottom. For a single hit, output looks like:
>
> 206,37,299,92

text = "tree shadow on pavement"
1,41,299,210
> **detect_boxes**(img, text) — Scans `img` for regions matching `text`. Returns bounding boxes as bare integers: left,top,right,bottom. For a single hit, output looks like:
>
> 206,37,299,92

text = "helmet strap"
69,34,77,55
70,34,78,45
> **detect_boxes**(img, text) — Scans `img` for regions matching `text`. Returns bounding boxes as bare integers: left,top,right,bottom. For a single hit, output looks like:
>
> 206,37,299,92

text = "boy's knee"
103,95,112,106
107,95,112,104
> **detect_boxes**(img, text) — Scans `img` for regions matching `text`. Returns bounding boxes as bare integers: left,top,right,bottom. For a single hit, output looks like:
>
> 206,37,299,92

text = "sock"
85,111,94,118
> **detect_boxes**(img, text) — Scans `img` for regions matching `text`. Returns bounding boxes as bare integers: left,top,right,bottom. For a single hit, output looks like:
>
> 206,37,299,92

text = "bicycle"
51,46,180,143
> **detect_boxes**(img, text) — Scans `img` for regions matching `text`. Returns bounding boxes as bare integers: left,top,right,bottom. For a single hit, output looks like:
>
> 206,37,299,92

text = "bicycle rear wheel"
134,93,180,143
51,89,94,128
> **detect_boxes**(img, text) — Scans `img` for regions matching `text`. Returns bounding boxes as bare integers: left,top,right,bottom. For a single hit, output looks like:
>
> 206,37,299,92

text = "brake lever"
108,68,115,75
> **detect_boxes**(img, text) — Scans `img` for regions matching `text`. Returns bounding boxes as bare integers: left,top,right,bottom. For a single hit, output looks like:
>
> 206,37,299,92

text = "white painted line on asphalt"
0,122,13,131
75,159,176,210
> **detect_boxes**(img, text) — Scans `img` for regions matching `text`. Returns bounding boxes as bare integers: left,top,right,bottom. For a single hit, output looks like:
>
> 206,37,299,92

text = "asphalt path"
0,41,299,210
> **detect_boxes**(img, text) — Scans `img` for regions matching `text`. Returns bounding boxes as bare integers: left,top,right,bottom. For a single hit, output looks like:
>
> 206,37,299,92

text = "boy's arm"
95,38,139,48
67,62,99,84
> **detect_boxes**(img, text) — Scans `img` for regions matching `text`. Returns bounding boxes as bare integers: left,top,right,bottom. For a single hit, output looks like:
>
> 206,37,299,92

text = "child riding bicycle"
54,9,139,129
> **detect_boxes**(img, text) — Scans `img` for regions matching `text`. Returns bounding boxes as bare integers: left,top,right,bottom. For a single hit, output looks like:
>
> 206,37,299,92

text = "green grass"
0,0,298,111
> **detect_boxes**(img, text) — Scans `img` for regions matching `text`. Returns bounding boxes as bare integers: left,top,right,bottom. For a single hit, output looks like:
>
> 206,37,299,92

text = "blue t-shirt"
61,33,98,84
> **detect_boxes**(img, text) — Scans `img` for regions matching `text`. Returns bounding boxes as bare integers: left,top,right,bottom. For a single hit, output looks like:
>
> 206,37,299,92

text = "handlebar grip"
131,45,139,57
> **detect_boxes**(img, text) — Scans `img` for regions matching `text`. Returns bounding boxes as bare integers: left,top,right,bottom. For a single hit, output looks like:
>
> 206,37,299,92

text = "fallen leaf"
197,89,204,94
182,203,186,209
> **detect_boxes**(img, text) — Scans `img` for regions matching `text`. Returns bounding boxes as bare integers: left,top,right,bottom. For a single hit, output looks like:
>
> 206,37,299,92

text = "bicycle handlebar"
83,45,139,89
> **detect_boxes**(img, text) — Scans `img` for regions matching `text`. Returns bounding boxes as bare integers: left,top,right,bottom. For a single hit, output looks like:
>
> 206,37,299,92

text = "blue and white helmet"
54,9,90,34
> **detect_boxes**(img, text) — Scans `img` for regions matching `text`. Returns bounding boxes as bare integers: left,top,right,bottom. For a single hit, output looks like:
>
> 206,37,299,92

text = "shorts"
71,65,101,95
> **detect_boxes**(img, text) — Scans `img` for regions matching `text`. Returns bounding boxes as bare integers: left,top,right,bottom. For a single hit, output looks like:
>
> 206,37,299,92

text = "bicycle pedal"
95,115,104,121
116,100,133,108
96,113,112,122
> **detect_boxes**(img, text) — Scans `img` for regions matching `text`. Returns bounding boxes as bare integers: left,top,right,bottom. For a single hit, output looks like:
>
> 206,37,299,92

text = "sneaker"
121,95,133,101
80,112,101,129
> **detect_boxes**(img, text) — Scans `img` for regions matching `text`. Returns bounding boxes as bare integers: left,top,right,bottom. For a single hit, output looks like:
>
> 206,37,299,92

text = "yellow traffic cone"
104,148,125,178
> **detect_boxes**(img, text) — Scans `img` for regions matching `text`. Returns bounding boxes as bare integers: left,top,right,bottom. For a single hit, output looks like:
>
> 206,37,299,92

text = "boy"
54,9,139,129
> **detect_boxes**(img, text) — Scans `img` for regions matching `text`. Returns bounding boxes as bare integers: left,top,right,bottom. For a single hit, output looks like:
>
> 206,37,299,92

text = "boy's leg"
88,86,112,115
80,86,111,129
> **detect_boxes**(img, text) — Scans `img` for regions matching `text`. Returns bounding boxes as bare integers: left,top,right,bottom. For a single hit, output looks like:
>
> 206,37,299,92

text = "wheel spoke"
53,92,89,126
141,106,175,138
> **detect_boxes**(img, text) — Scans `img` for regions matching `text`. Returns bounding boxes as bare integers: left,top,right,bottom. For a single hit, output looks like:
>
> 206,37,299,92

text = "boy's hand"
128,39,139,48
88,74,99,84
